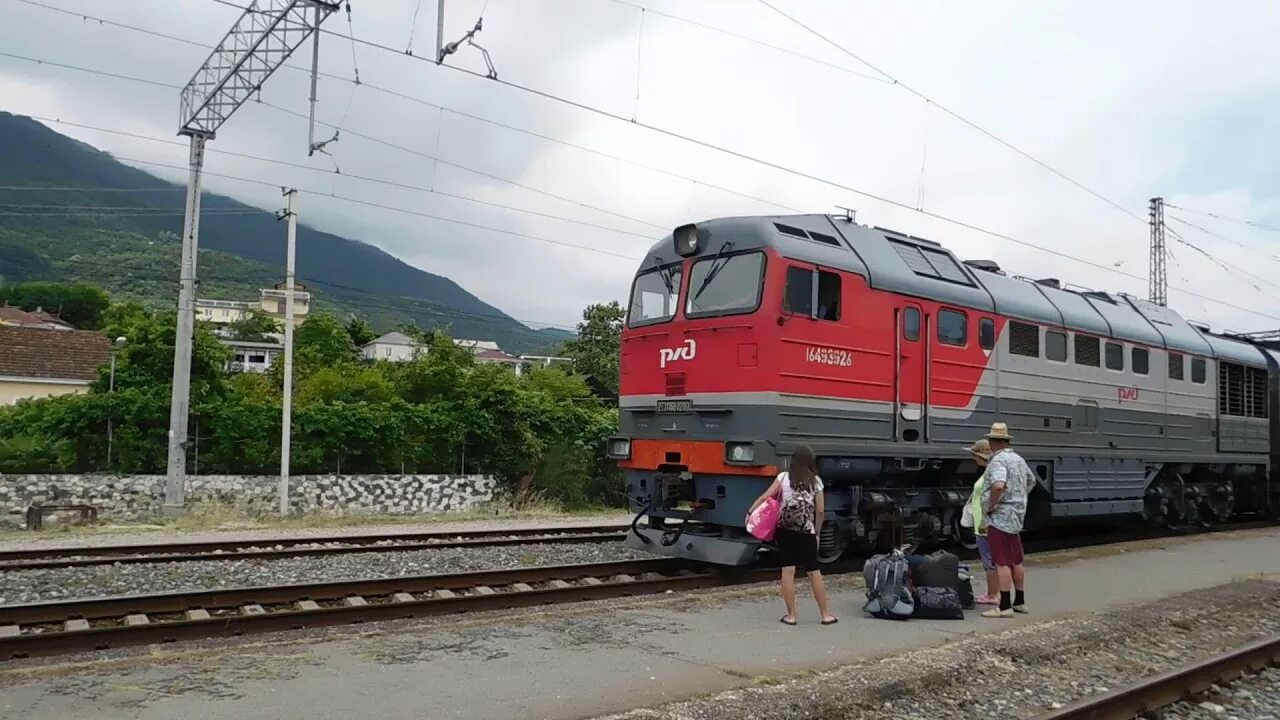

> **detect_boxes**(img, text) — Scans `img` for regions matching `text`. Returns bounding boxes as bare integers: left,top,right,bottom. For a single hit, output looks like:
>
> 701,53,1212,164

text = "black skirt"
774,528,819,572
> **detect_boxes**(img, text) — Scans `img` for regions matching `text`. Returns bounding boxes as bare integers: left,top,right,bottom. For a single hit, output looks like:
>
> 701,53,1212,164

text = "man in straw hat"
975,422,1033,618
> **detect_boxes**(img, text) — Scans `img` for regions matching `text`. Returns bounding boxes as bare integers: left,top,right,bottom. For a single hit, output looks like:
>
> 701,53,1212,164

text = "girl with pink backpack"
745,446,838,626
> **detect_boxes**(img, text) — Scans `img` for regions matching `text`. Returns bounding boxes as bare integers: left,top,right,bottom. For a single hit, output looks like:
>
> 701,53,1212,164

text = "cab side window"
817,270,841,320
783,267,812,316
938,309,967,346
904,307,921,341
783,266,841,321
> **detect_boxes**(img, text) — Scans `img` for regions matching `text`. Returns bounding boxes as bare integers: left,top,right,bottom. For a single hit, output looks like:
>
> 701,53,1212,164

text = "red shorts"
986,526,1024,567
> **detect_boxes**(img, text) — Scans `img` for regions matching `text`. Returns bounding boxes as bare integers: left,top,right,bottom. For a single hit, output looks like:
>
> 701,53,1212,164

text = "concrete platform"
0,526,1276,720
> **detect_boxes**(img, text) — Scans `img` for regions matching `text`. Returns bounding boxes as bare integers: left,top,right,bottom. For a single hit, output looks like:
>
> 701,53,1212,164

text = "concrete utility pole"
279,188,298,515
1149,197,1167,307
166,0,340,514
436,0,445,63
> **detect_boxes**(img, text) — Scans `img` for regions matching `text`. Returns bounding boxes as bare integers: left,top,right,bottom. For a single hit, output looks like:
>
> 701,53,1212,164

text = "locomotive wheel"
1201,481,1234,524
817,521,847,563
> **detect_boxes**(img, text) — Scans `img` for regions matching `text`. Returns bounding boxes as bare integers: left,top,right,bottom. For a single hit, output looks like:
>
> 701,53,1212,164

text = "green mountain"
0,112,574,354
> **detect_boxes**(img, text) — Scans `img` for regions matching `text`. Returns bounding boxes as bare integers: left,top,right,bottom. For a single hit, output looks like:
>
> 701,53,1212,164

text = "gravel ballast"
592,577,1280,720
1153,667,1280,720
0,541,656,605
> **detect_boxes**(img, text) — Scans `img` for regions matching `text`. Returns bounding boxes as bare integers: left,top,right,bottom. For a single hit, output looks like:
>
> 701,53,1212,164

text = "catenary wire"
0,11,670,233
753,0,1150,227
1165,203,1280,235
32,253,587,333
3,22,1278,321
606,0,891,84
10,0,800,216
21,113,659,240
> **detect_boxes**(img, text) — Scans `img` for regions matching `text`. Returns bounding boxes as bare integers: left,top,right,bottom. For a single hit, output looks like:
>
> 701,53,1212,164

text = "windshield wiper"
650,254,675,295
689,241,734,306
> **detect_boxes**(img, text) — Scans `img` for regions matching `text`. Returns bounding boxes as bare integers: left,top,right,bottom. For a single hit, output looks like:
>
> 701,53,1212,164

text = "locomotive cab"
613,216,872,564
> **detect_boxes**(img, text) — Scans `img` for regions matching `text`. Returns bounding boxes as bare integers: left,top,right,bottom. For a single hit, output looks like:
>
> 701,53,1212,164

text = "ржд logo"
659,339,697,368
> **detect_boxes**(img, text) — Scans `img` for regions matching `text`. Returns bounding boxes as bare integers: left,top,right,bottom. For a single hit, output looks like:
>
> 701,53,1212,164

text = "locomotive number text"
806,346,853,367
1117,387,1140,402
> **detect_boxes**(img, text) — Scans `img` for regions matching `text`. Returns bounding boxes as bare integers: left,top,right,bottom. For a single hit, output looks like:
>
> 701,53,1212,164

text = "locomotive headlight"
726,442,756,464
606,437,631,459
673,223,699,257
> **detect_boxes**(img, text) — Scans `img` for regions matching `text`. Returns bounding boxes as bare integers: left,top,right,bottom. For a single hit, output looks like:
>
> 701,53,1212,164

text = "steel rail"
0,559,776,660
0,524,630,569
1027,634,1280,720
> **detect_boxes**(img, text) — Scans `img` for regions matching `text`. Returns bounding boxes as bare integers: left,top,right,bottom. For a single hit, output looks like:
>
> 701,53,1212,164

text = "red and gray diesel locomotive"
609,213,1280,566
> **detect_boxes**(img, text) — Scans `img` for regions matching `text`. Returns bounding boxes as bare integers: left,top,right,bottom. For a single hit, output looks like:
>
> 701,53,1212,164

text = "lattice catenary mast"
166,0,340,513
1149,196,1167,307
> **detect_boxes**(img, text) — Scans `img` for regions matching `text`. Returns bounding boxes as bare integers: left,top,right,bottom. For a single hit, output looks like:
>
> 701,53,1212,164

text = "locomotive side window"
1009,321,1040,357
783,267,813,316
1046,331,1068,362
1191,358,1207,384
1074,335,1101,367
937,309,967,346
686,251,765,318
817,271,841,320
782,267,841,321
979,318,995,349
1168,352,1184,381
1105,342,1124,371
904,307,921,341
1132,348,1150,375
628,264,683,327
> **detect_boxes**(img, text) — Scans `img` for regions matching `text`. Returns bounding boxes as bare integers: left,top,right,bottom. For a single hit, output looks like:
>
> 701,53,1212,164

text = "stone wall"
0,474,498,529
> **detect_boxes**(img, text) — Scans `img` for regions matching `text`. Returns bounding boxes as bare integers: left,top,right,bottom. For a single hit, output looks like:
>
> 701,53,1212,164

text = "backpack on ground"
911,586,965,619
862,547,914,620
913,550,961,590
909,549,966,619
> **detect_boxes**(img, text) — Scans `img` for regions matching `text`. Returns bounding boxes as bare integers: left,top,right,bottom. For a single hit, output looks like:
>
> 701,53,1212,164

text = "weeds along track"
0,525,630,570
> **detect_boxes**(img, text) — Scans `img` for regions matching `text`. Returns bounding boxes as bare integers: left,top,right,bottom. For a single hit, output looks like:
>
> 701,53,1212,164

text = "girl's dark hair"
789,446,818,492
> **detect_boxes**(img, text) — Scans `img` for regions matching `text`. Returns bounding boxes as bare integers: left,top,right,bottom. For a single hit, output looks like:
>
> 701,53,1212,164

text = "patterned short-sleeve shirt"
981,449,1034,534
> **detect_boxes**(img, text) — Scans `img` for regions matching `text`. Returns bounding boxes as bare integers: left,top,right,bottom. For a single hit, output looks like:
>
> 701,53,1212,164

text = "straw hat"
965,438,992,461
984,422,1013,441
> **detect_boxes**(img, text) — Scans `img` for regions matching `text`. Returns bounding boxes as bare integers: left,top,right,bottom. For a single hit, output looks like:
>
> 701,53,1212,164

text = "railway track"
1028,633,1280,720
0,524,630,570
0,558,774,660
1,520,1271,662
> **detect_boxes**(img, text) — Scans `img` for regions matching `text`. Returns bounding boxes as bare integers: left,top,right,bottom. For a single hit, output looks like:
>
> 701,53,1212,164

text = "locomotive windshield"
685,251,765,318
628,263,683,327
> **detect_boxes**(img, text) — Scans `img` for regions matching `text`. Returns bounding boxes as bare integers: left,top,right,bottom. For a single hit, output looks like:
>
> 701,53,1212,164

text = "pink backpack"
747,496,780,541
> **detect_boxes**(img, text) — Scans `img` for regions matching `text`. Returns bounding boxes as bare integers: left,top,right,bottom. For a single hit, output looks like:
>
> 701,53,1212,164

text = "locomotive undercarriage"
626,456,1275,567
1142,465,1267,531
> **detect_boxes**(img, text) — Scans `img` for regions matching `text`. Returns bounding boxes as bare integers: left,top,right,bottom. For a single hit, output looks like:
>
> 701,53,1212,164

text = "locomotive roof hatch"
963,259,1003,275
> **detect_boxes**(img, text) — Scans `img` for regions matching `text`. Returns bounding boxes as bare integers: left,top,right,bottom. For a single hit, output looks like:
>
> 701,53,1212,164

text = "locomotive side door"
896,302,929,442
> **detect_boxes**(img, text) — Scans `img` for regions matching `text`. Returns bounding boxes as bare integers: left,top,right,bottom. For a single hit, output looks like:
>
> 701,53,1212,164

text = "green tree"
227,312,281,342
560,301,623,393
0,280,111,329
294,313,356,372
345,316,378,347
296,366,397,405
92,307,230,402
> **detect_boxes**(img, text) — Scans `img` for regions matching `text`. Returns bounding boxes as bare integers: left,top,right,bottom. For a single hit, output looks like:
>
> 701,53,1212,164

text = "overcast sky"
2,0,1279,332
